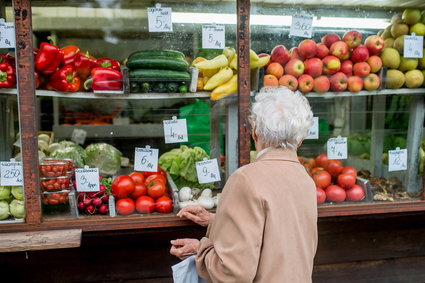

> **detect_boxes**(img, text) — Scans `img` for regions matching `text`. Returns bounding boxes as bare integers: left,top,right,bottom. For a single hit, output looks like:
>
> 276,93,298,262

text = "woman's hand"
177,205,211,227
170,238,200,260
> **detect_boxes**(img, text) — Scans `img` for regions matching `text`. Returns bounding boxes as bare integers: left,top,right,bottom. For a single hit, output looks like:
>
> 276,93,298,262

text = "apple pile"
378,8,425,89
264,31,385,93
299,154,365,204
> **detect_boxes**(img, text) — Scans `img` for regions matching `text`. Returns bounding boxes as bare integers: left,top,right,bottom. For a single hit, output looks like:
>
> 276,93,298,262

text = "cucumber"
127,56,189,71
129,69,191,80
128,50,185,60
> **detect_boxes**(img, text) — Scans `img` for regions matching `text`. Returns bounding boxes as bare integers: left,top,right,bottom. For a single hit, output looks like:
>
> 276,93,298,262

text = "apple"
284,58,305,78
365,35,385,55
278,74,298,91
298,39,317,59
385,69,405,89
391,23,409,38
393,36,404,54
289,47,304,60
304,58,323,78
399,57,418,72
391,13,403,24
410,23,425,36
330,72,348,92
321,33,341,49
381,25,392,39
351,46,370,63
384,38,395,48
322,55,341,75
363,73,380,91
342,30,363,50
340,60,353,76
367,56,383,73
380,48,401,69
405,69,424,88
316,43,329,59
271,45,290,65
313,76,330,93
347,76,363,92
330,41,349,60
402,8,421,25
341,49,351,61
353,62,371,77
298,74,314,93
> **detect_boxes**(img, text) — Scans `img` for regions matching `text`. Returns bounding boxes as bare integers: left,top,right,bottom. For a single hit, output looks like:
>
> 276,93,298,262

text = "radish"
93,197,102,207
85,205,95,214
77,202,85,211
98,204,108,214
101,194,109,203
83,198,93,206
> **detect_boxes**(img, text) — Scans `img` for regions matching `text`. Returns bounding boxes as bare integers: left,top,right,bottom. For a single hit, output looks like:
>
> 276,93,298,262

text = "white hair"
250,86,313,150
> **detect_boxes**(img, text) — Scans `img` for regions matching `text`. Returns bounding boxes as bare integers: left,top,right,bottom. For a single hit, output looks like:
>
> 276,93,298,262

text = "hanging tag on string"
147,3,173,32
0,19,16,48
202,24,225,49
163,116,188,143
75,166,100,192
0,159,23,186
196,158,221,184
305,117,319,139
327,136,347,159
388,147,407,172
289,13,313,38
134,145,159,172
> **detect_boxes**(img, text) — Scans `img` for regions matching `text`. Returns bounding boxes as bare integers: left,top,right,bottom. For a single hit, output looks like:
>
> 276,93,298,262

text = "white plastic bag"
172,255,207,283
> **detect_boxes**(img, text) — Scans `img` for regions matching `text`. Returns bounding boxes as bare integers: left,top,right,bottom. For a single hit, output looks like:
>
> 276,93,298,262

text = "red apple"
330,41,349,60
341,50,351,61
351,45,370,63
289,47,304,60
363,73,380,91
271,45,290,65
316,43,329,59
321,33,341,49
367,55,383,73
278,74,298,91
342,30,363,50
313,76,330,93
298,74,314,93
353,62,371,77
298,39,317,59
322,55,341,75
304,58,323,78
284,58,305,78
341,60,353,76
365,35,385,55
347,76,364,92
330,72,348,92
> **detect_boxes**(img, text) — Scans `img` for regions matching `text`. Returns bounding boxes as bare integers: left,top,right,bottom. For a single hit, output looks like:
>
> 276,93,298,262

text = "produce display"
0,185,24,220
76,177,112,215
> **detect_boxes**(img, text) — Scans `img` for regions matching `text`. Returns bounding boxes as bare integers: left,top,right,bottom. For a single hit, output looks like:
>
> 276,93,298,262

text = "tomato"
143,166,167,178
313,170,331,189
135,195,155,213
316,187,326,204
128,172,145,184
325,185,346,203
145,174,166,186
147,179,167,199
298,156,305,163
346,184,365,202
155,196,173,213
337,173,356,190
311,167,324,175
315,154,329,169
341,166,358,178
131,183,147,199
115,198,135,215
303,158,316,168
303,164,313,176
112,175,135,198
327,160,343,177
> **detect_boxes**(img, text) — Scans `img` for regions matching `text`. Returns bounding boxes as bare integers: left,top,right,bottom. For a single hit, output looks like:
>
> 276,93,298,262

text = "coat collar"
255,147,299,163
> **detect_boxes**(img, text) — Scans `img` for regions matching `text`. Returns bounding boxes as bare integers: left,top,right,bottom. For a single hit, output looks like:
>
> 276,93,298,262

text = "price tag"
163,116,188,143
388,148,407,172
134,146,159,172
108,195,116,217
196,158,221,184
0,20,16,48
147,4,173,32
0,161,23,186
289,13,313,38
202,24,225,49
71,128,87,145
327,137,347,159
75,166,100,192
404,34,424,58
305,117,319,140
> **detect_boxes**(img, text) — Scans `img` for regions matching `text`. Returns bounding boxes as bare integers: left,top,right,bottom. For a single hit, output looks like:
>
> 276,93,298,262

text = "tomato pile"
112,166,173,215
40,176,71,192
39,162,68,177
300,154,365,204
42,191,69,205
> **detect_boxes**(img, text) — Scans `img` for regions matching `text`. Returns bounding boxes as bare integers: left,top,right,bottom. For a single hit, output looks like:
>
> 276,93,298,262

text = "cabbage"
11,186,23,200
50,141,87,168
9,199,24,219
0,186,11,200
0,200,9,220
84,143,122,176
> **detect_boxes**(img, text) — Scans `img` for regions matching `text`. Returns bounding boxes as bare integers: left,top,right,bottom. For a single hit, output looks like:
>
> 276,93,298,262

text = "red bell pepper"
61,45,80,66
0,62,16,88
73,51,99,80
97,58,120,71
35,37,64,75
0,54,15,70
84,68,122,91
47,65,81,92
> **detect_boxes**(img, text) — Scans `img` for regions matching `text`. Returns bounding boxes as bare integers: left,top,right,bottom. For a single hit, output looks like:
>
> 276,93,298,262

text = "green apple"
384,38,395,48
391,13,403,24
399,57,418,71
410,23,425,36
405,69,424,88
419,49,425,69
391,23,409,38
381,48,401,69
402,8,421,25
377,30,384,37
382,25,393,39
393,36,404,54
386,69,405,88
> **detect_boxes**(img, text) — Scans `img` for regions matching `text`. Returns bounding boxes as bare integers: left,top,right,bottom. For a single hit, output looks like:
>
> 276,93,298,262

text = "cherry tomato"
325,185,346,203
145,174,166,186
115,198,135,215
315,154,329,170
155,196,173,213
112,175,135,199
316,187,326,204
337,173,356,190
131,183,147,199
341,166,358,178
313,170,331,189
346,184,365,201
135,195,155,213
128,172,145,184
327,160,343,177
147,179,166,199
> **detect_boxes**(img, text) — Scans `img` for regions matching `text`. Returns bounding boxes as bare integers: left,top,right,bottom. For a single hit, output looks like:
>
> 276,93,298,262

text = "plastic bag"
172,255,207,283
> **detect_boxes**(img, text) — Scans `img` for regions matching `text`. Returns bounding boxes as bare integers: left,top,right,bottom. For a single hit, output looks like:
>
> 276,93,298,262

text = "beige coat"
196,148,318,283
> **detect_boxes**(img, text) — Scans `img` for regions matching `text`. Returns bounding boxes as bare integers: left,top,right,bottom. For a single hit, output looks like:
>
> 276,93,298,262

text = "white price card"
134,146,159,172
108,195,116,217
0,161,23,186
305,117,319,140
75,167,100,192
388,148,407,172
202,24,225,49
147,4,172,32
327,137,347,159
163,116,188,143
404,34,423,58
289,13,313,38
71,128,87,145
0,20,16,48
196,158,221,184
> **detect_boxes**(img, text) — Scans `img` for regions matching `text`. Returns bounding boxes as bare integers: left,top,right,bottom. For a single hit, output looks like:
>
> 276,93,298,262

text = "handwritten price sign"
147,4,172,32
327,137,347,159
163,116,188,143
71,128,87,145
202,24,225,49
0,161,23,186
404,34,423,58
196,158,221,184
289,14,313,38
388,148,407,172
134,146,159,172
0,21,16,48
75,167,100,192
305,117,319,140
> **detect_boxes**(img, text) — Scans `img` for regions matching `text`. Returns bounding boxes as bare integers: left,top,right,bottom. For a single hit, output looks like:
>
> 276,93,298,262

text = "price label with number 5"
163,116,188,143
75,167,100,192
388,148,407,172
289,14,313,38
134,146,159,172
196,158,221,184
202,24,225,49
327,137,347,159
0,161,23,186
147,5,172,32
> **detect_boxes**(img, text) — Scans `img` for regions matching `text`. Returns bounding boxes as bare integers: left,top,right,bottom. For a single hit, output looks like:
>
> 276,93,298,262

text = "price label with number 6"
388,148,407,172
196,158,221,184
75,167,100,192
0,161,23,186
134,146,159,172
147,5,173,32
327,137,347,159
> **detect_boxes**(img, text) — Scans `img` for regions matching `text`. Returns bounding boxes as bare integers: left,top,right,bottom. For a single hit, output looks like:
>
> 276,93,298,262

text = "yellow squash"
211,74,238,101
204,67,234,90
250,55,270,69
194,54,228,70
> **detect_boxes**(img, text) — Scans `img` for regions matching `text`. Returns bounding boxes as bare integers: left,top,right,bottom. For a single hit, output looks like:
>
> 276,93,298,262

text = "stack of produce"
0,185,24,220
0,54,16,88
264,31,385,93
194,47,270,100
127,50,190,93
378,8,425,88
76,176,112,215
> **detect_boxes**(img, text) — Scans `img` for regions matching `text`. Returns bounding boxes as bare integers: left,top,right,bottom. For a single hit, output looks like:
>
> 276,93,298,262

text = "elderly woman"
170,86,318,282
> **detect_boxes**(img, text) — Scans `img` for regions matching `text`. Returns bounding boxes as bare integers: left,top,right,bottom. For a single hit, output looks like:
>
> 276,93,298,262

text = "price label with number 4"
327,137,347,159
75,167,100,192
163,116,188,143
147,4,172,32
202,24,225,49
196,158,221,184
388,148,407,172
404,34,423,58
289,14,313,38
134,146,159,172
0,161,23,186
0,21,16,48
